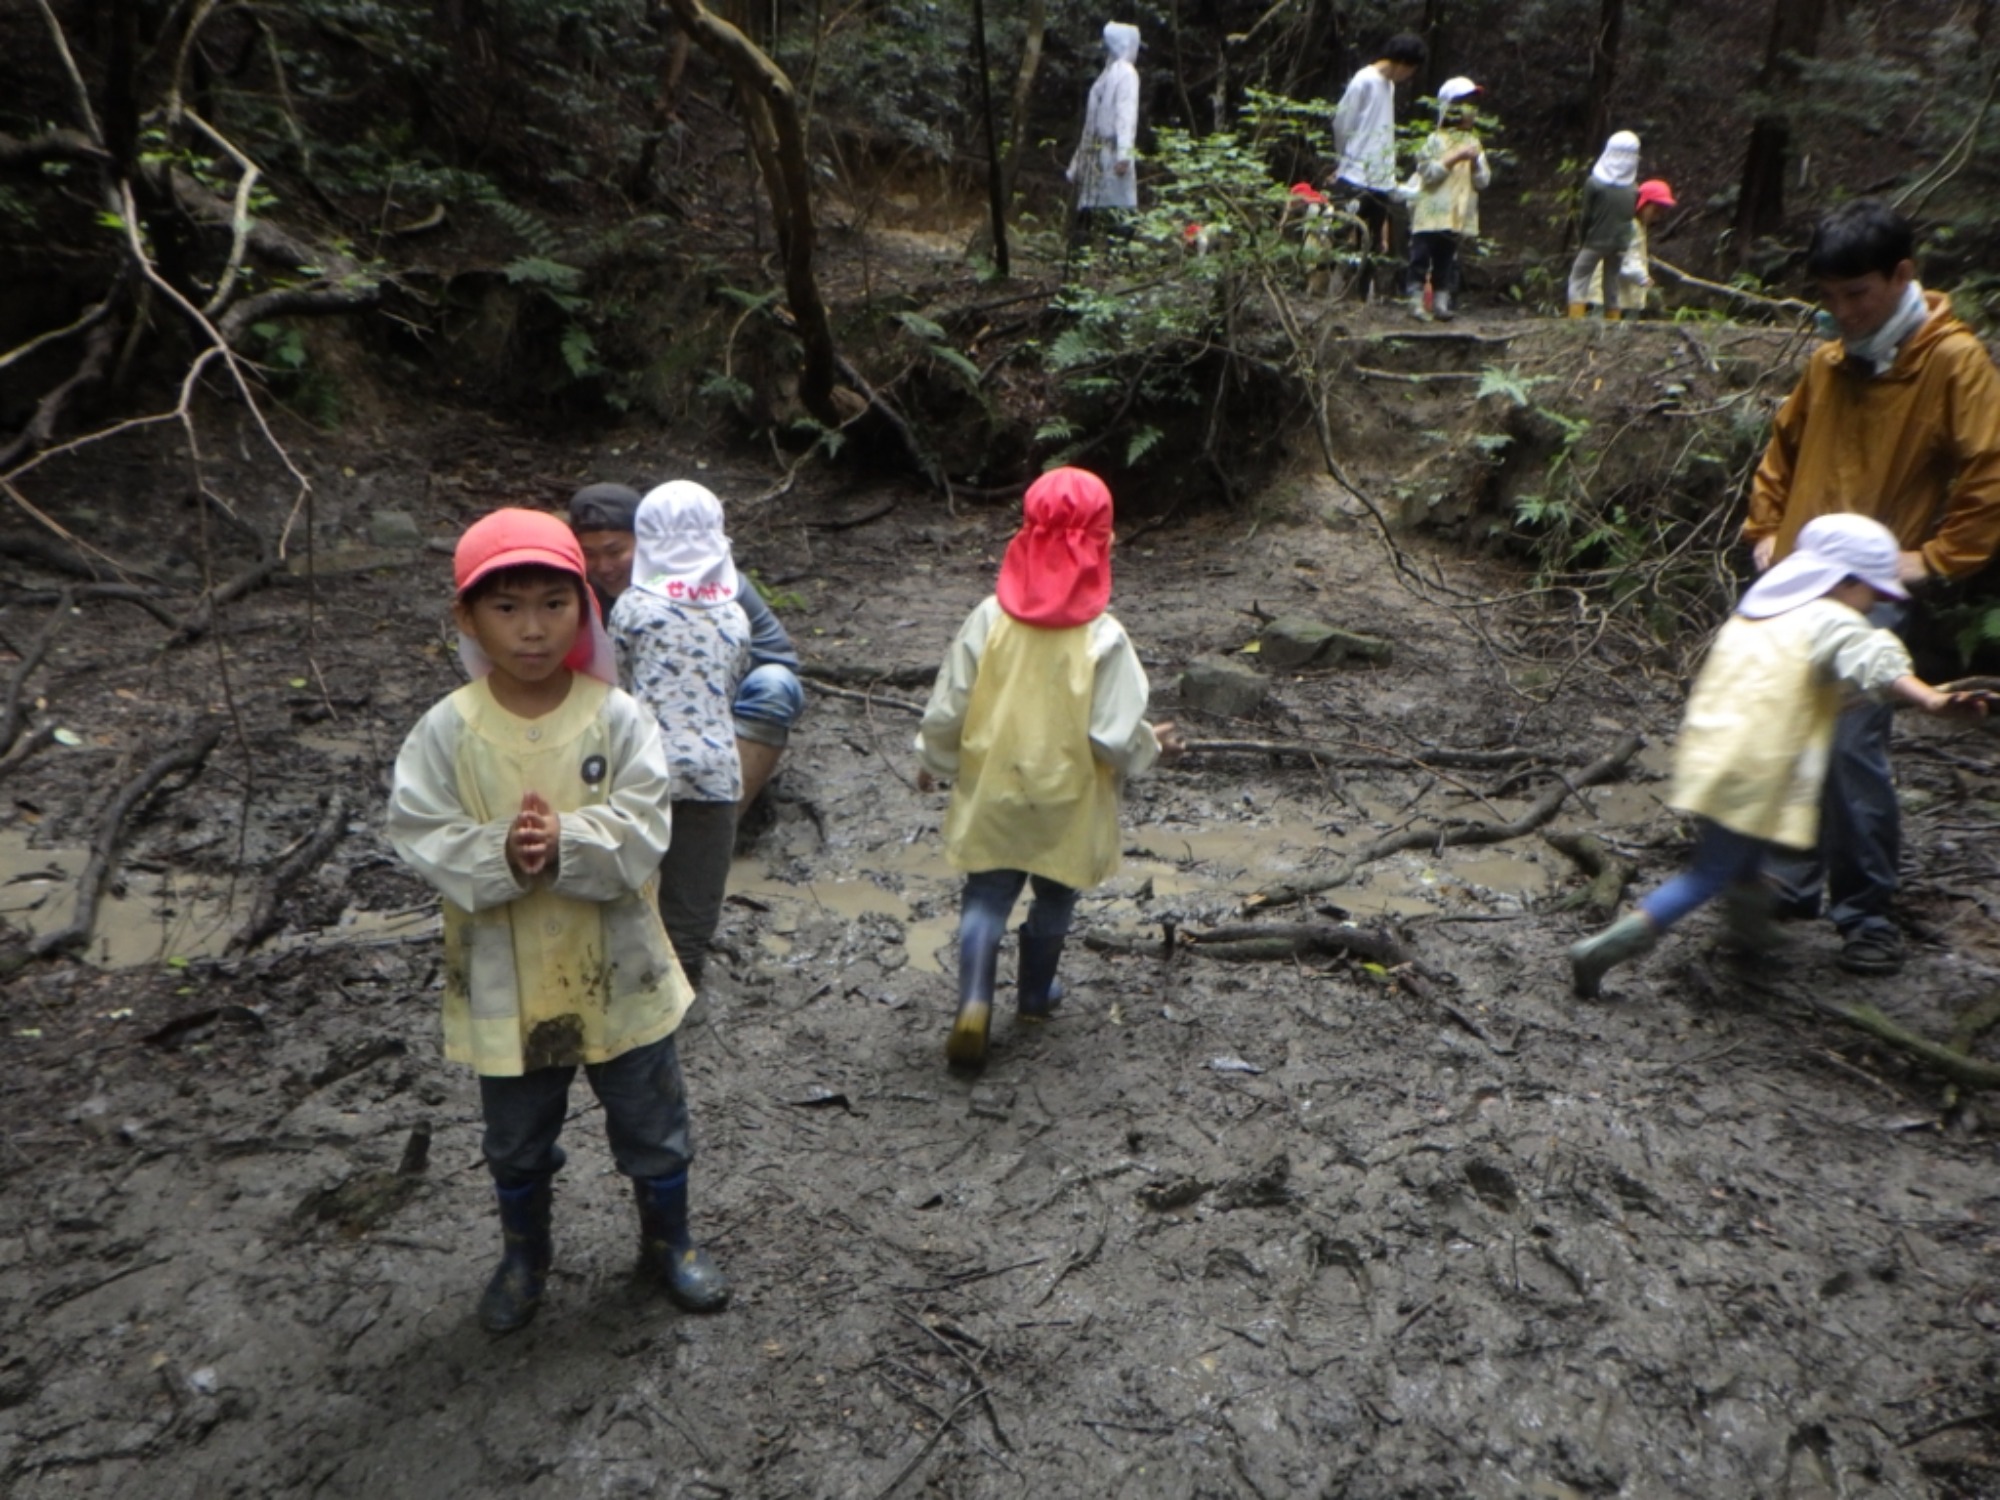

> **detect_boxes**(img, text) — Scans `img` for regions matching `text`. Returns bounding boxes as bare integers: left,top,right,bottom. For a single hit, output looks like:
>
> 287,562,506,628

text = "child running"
1567,131,1640,320
386,508,728,1333
1568,514,1986,997
915,467,1181,1068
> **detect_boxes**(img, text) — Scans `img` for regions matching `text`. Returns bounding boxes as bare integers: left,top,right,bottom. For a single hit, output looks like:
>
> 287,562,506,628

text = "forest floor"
7,303,2000,1500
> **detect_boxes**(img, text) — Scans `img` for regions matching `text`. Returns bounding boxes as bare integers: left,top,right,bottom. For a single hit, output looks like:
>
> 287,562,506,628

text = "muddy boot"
477,1176,553,1335
1016,927,1068,1022
1408,292,1433,322
1604,307,1624,322
947,922,1001,1068
1720,882,1780,956
633,1170,730,1313
1434,288,1455,321
1567,301,1588,320
1568,913,1657,999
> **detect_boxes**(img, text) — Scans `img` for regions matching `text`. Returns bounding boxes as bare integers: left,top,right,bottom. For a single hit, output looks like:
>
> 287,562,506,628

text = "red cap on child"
996,468,1113,629
1636,179,1677,211
452,508,617,682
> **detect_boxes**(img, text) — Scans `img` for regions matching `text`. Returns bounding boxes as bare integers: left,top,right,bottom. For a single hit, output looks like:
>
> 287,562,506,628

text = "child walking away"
1406,77,1490,322
386,509,728,1333
1587,178,1674,317
1567,131,1640,320
915,468,1181,1068
1568,515,1986,998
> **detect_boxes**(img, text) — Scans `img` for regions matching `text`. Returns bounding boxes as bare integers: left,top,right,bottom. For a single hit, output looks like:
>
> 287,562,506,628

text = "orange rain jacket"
1744,291,2000,581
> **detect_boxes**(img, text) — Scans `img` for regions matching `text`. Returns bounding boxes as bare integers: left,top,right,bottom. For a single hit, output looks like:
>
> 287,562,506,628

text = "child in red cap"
1585,178,1676,316
915,468,1182,1068
386,508,728,1333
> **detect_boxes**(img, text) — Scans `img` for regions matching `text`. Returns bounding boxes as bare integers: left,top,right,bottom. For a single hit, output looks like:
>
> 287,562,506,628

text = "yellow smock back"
943,615,1122,890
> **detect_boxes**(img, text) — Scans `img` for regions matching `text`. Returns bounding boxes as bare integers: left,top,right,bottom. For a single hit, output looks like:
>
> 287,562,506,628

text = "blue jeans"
1638,819,1770,932
1767,601,1905,939
958,869,1078,997
478,1033,692,1186
733,664,804,748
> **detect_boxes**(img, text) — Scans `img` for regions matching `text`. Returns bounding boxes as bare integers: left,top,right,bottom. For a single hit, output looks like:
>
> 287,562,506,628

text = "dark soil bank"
7,400,2000,1499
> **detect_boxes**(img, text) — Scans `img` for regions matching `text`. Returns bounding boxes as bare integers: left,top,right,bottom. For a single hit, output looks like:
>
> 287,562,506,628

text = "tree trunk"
1731,0,1831,257
1581,0,1624,159
659,0,839,424
969,0,1008,275
998,0,1046,212
1420,0,1448,99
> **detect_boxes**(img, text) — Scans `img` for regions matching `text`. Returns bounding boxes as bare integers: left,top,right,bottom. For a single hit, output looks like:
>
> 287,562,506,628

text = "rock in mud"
1258,615,1393,670
1180,658,1268,718
367,509,425,549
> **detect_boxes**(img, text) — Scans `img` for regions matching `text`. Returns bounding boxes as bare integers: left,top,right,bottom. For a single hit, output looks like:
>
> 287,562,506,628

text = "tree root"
1247,732,1644,909
1808,996,2000,1093
0,589,70,756
26,721,224,962
1543,830,1634,920
228,791,346,953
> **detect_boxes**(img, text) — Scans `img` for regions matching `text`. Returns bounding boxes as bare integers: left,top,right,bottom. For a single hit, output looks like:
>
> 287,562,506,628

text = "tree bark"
658,0,839,424
969,0,1008,275
1581,0,1624,160
997,0,1046,216
1732,0,1831,255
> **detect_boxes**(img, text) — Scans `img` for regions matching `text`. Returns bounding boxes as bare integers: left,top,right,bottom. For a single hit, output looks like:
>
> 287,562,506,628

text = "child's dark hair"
460,562,587,609
1380,33,1427,66
1805,199,1915,280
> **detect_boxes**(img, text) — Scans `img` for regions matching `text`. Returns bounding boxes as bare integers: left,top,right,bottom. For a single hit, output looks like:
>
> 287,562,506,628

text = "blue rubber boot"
477,1176,553,1334
633,1170,730,1313
947,921,1001,1068
1016,927,1067,1021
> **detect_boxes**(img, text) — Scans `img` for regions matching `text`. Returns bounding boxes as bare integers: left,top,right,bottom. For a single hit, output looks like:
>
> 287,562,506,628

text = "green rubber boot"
1568,913,1657,999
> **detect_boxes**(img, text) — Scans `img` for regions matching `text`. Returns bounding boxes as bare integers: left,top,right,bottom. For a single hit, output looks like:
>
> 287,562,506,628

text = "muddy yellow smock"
1668,598,1910,850
387,676,692,1076
916,596,1158,890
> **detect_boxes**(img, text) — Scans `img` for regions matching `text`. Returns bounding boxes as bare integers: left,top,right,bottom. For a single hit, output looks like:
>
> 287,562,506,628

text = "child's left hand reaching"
507,791,560,880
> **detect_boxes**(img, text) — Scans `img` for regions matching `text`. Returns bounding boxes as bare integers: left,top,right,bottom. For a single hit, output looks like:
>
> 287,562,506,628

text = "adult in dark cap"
569,482,805,813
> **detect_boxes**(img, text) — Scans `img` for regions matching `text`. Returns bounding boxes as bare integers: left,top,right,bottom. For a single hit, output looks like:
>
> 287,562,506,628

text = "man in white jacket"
1331,33,1426,259
1069,21,1141,233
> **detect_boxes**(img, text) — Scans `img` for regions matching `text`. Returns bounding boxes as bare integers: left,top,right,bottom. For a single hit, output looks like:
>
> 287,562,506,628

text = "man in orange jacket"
1743,198,2000,974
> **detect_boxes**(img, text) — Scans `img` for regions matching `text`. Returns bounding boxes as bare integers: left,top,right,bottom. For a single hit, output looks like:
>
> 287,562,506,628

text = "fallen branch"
1543,830,1635,919
6,583,183,630
1351,365,1482,384
1650,258,1813,320
803,676,929,716
0,589,71,756
1247,731,1644,909
228,791,346,953
169,557,285,645
0,723,56,782
1808,997,2000,1092
28,721,225,961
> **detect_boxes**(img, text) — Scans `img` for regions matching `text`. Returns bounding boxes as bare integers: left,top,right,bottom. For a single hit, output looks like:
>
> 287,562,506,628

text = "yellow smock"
917,596,1158,890
387,676,692,1076
1668,599,1910,850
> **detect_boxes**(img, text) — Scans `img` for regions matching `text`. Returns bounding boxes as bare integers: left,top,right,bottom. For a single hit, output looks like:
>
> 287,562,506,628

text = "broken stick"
228,790,347,953
1247,731,1644,909
27,721,225,961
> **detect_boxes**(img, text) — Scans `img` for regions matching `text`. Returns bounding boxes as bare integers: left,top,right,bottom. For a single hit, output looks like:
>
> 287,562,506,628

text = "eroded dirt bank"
7,385,2000,1498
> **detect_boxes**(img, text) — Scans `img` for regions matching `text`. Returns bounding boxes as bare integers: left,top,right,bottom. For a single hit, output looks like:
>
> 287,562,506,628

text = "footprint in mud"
1464,1159,1521,1213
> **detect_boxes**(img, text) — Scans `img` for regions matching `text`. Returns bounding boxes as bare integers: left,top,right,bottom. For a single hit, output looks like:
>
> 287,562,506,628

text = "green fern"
1475,364,1549,407
896,311,949,341
1124,424,1164,467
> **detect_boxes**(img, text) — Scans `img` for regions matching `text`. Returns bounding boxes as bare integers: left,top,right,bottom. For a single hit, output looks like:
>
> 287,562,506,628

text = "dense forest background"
6,0,2000,467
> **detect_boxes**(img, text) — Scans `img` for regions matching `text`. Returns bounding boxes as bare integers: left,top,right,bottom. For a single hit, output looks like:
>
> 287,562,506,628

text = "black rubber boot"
947,923,1001,1069
634,1170,730,1313
477,1176,553,1335
1016,926,1068,1022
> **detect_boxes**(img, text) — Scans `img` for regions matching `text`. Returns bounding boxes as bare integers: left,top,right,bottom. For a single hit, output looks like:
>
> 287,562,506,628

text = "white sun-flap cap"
1739,513,1909,619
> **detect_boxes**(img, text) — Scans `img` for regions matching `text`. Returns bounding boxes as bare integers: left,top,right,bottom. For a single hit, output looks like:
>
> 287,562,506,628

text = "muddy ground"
8,317,2000,1499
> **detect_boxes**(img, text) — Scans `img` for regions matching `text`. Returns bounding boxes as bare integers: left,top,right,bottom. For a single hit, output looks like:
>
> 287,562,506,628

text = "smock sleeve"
739,580,803,672
1809,609,1913,699
1472,147,1492,192
547,690,677,903
385,702,527,913
1088,615,1160,779
1417,133,1450,190
1112,65,1139,160
916,598,997,776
